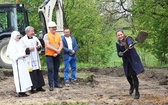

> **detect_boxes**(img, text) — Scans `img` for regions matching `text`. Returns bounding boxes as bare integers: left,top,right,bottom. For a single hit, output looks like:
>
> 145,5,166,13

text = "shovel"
122,30,148,53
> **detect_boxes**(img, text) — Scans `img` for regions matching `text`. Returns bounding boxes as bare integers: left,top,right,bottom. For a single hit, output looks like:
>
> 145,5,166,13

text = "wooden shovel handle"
122,42,137,54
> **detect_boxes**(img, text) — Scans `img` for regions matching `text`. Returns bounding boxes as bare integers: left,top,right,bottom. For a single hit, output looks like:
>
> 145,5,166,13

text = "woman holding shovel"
116,30,144,99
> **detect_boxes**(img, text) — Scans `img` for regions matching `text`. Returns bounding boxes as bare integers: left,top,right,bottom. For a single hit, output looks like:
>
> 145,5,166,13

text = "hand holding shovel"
122,30,148,54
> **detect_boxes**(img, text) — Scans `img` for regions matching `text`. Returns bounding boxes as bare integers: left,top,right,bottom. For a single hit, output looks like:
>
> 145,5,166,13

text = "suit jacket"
62,35,78,60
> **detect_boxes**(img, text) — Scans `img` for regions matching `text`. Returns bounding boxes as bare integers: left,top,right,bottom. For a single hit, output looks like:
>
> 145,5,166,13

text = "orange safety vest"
45,32,61,56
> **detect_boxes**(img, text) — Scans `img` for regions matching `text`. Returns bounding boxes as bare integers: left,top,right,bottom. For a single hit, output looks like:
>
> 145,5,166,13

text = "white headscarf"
6,31,21,57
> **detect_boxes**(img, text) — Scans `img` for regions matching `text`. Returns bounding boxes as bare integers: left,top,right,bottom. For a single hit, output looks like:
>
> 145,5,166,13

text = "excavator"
0,0,64,69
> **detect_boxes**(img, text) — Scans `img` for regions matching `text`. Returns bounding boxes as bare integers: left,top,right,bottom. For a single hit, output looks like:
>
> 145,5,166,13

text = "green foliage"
2,0,166,67
19,0,44,33
132,0,168,64
74,71,90,80
63,0,113,65
8,0,116,66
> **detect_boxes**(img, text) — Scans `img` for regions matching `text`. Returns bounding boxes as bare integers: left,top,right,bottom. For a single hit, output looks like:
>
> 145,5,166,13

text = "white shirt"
65,36,73,50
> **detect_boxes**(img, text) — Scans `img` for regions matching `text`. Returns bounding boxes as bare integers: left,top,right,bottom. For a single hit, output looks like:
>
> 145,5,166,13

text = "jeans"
64,56,76,83
46,55,60,87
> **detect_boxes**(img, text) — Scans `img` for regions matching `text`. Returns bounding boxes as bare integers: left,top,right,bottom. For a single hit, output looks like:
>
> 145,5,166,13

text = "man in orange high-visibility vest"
43,21,63,91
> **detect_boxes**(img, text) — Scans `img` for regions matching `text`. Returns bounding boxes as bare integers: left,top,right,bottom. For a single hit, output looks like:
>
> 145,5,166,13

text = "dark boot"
49,86,54,91
129,86,134,95
132,75,140,99
36,87,46,92
134,91,140,99
30,87,36,94
127,76,134,95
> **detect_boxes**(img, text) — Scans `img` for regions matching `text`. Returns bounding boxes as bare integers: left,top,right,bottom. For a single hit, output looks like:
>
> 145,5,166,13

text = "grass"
76,71,91,79
59,71,91,80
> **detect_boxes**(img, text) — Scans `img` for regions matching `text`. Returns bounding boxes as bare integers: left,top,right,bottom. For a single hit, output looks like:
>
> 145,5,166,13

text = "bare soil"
0,67,168,105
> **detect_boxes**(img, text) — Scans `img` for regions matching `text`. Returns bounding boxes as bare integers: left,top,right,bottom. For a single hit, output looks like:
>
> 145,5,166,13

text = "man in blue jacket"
62,27,78,85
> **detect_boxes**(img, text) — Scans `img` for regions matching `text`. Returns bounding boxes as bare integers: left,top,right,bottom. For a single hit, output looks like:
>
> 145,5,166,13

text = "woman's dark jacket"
116,36,144,76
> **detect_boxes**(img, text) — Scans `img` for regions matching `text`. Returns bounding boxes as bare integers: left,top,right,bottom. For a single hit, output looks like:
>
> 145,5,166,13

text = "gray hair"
25,26,34,33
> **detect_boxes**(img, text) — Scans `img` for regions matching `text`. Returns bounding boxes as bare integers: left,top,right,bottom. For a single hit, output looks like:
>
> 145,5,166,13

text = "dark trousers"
46,55,60,87
127,62,139,92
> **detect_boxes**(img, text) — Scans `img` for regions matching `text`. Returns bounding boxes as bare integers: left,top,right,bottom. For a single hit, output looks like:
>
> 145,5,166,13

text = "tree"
97,0,133,30
132,0,168,64
63,0,112,65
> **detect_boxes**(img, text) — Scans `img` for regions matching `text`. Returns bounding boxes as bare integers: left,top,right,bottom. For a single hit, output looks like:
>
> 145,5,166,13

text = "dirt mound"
78,67,168,86
0,71,6,81
139,68,168,86
79,67,125,77
0,67,167,85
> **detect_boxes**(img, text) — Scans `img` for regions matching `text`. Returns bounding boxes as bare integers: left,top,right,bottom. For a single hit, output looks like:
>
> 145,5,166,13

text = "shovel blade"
135,30,148,43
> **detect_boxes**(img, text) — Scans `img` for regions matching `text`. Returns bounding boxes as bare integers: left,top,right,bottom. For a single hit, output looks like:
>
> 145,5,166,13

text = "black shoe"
18,93,29,97
129,87,134,95
29,89,37,94
134,91,140,99
36,87,46,92
49,87,54,91
54,84,63,88
23,93,29,97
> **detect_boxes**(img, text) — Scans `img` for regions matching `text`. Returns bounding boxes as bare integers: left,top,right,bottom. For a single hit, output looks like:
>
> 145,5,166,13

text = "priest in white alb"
20,26,45,93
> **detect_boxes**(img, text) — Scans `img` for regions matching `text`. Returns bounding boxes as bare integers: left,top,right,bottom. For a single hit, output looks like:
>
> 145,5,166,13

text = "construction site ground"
0,67,167,105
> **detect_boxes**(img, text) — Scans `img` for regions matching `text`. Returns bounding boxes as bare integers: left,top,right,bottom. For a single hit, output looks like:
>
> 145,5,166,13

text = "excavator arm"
38,0,64,36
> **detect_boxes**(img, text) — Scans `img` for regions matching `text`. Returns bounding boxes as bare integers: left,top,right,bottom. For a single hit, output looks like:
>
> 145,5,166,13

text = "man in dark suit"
61,27,78,85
